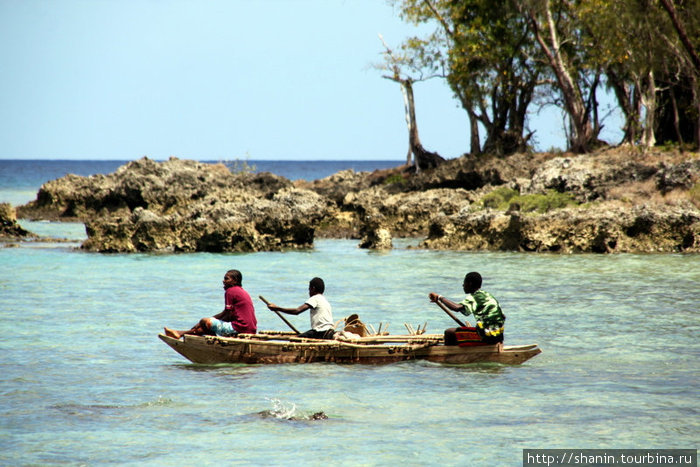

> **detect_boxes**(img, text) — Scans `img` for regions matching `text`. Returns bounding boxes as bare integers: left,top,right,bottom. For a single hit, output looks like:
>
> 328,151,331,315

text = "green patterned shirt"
459,290,505,329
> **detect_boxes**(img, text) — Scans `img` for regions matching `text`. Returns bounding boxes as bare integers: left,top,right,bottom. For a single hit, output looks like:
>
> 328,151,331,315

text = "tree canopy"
387,0,700,155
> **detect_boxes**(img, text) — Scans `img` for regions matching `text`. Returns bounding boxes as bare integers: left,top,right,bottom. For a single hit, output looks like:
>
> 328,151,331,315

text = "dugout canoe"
158,331,541,365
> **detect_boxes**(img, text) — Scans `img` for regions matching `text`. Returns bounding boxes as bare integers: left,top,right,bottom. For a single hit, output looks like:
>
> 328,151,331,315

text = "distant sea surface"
1,159,698,466
0,159,403,207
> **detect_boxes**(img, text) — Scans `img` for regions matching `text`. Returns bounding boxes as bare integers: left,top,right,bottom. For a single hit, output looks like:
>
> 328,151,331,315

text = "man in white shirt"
265,277,335,339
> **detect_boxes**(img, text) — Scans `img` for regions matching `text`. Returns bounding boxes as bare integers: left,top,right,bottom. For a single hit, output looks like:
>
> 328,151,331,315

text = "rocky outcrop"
358,211,393,250
19,157,329,253
402,151,552,191
338,187,475,237
656,159,700,194
0,203,36,241
18,158,292,221
421,203,700,253
525,151,659,202
416,148,700,253
16,148,700,254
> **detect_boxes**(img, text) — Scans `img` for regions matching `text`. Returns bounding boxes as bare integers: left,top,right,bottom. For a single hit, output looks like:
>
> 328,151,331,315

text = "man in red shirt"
164,269,257,339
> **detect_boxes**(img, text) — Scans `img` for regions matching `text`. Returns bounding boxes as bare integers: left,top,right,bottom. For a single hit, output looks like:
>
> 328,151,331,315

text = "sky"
0,0,621,161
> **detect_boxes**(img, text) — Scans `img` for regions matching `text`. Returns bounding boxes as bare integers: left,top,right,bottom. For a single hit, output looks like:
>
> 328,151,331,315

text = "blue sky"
0,0,620,161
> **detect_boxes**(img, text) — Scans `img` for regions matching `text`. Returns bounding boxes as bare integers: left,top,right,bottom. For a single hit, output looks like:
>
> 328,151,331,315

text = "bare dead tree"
378,34,445,172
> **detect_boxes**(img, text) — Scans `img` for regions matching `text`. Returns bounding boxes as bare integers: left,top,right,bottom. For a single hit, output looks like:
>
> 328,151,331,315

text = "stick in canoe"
258,295,301,334
434,298,469,327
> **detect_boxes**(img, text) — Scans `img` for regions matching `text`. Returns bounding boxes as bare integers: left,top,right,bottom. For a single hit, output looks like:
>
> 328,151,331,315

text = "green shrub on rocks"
383,174,406,186
479,187,519,209
477,187,578,213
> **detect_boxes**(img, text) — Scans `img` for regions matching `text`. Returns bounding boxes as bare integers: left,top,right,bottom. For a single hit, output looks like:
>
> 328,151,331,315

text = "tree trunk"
641,70,657,148
658,0,700,73
654,73,699,148
468,108,481,155
522,0,594,153
694,76,700,148
607,68,642,145
401,79,445,171
378,33,444,171
399,83,414,167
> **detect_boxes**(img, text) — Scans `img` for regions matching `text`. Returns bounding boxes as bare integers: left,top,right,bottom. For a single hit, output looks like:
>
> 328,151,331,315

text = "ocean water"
1,161,698,466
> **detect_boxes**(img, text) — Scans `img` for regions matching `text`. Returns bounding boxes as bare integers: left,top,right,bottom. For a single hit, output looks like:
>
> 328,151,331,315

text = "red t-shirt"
224,286,257,334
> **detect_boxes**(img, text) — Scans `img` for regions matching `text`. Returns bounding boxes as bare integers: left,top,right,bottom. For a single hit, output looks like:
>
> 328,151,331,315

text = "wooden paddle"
434,298,469,327
259,295,300,334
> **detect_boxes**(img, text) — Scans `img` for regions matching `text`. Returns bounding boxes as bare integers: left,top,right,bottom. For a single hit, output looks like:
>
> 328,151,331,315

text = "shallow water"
1,222,698,466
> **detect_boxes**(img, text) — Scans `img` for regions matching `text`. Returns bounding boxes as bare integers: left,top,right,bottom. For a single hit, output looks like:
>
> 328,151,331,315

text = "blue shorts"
209,318,238,337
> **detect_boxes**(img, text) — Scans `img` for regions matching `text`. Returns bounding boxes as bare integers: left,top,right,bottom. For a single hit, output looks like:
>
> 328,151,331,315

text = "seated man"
428,271,505,345
164,269,257,339
265,277,335,339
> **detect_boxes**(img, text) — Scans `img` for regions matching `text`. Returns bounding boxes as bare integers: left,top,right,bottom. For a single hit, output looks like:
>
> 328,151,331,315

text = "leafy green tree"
579,0,699,149
446,0,542,155
388,0,699,154
577,0,657,146
516,0,605,153
392,0,543,155
654,0,700,148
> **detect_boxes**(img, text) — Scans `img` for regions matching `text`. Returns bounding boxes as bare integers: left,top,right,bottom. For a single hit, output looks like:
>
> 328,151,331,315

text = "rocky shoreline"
10,148,700,253
0,203,37,243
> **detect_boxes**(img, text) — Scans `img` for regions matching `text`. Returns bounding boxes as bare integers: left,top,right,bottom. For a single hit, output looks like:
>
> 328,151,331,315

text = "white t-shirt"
305,294,333,331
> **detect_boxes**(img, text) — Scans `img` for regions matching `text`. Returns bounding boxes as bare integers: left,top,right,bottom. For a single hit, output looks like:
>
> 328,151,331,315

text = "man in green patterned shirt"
429,271,506,344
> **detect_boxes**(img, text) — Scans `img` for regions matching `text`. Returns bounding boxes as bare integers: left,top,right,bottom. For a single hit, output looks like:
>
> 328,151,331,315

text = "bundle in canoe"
158,331,541,365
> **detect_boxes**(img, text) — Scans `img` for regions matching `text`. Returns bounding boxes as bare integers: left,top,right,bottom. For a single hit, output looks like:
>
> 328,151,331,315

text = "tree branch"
658,0,700,73
422,0,454,38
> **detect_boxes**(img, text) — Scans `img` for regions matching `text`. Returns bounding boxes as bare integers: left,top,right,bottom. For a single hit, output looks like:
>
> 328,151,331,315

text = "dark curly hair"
309,277,325,294
463,272,482,293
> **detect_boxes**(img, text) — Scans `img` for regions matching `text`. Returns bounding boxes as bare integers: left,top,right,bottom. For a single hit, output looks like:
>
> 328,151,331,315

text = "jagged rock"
303,169,375,204
337,187,474,238
80,186,328,253
18,157,294,221
16,148,700,254
421,202,700,253
0,203,36,240
525,150,660,202
656,159,700,194
20,157,325,253
358,211,392,250
402,152,551,191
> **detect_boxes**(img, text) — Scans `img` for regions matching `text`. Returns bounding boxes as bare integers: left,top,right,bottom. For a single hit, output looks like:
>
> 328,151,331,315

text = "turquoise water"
1,161,698,465
1,220,698,466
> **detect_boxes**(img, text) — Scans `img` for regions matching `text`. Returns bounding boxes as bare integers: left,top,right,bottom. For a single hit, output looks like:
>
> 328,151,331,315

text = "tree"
376,34,445,171
395,0,542,155
654,0,700,148
517,0,602,153
444,0,541,154
659,0,700,73
577,0,657,146
578,0,699,149
388,0,700,153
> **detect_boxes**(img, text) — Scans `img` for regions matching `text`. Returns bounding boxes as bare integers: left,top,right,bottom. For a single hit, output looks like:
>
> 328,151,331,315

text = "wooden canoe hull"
158,333,541,365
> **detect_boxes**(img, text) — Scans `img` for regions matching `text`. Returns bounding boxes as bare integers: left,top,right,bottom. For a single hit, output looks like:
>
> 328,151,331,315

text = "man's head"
309,277,325,295
462,272,482,294
223,269,242,289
